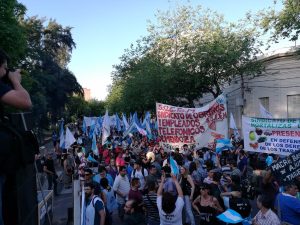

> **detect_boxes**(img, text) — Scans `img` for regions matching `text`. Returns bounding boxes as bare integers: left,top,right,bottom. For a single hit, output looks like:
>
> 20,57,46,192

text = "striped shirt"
143,192,159,222
113,175,130,204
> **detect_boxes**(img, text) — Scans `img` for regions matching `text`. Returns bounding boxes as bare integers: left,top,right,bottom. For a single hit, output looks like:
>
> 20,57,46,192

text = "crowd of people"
43,122,300,225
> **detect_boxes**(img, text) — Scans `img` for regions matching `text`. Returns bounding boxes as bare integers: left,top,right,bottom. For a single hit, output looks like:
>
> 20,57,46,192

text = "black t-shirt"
0,81,12,98
229,197,251,218
44,159,55,174
0,81,12,117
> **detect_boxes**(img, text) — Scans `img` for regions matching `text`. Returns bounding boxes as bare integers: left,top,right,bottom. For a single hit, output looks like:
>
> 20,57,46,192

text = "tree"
260,0,300,42
107,4,263,111
0,0,26,65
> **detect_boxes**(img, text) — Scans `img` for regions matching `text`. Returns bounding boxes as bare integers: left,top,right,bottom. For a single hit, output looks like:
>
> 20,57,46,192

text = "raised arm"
172,174,183,197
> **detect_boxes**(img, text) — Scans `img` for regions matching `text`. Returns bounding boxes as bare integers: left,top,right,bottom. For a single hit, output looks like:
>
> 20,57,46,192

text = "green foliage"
260,0,300,42
0,0,26,65
107,4,263,111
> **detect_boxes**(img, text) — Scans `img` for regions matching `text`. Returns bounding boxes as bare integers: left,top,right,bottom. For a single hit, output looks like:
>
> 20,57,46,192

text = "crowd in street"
41,123,300,225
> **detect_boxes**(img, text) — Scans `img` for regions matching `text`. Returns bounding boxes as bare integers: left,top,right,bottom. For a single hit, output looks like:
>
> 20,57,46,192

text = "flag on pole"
230,113,240,141
115,113,121,132
217,209,244,224
170,156,179,175
122,113,129,130
216,138,233,154
259,103,273,118
59,120,65,149
87,154,98,164
91,132,98,156
135,123,147,136
65,127,76,149
102,110,111,144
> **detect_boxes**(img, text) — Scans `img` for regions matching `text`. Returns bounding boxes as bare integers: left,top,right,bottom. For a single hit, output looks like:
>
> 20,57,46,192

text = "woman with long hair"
192,183,223,225
157,174,184,225
179,166,196,225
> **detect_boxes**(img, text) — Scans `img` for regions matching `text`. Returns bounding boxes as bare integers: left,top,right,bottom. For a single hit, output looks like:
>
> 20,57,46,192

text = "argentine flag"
216,138,233,154
59,120,65,149
217,209,243,224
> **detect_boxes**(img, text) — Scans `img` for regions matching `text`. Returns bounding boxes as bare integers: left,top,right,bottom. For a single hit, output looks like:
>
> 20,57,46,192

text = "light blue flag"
133,112,141,127
216,138,233,154
129,112,133,124
170,156,179,175
115,113,121,132
91,132,98,155
217,209,243,224
123,122,136,138
59,120,65,149
89,123,95,139
94,116,102,136
82,120,87,135
122,113,130,131
142,111,151,128
87,154,98,164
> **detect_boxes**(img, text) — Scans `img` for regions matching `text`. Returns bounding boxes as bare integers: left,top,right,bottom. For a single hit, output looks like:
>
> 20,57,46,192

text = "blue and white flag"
217,209,244,224
59,120,65,149
123,122,136,138
133,112,141,127
135,123,147,136
89,123,95,139
170,156,179,175
65,127,76,149
230,113,240,141
216,138,233,154
102,110,111,144
115,113,121,132
82,119,87,135
122,113,130,130
259,102,273,118
91,132,98,156
87,154,98,164
142,111,151,128
94,116,102,136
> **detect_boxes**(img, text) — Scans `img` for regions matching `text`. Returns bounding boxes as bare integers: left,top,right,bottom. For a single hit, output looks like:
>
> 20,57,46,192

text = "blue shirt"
93,174,114,188
275,193,300,225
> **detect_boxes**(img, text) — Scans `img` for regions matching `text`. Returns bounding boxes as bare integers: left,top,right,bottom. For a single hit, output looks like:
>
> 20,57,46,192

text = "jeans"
47,174,58,195
117,203,125,220
0,175,5,225
183,195,195,225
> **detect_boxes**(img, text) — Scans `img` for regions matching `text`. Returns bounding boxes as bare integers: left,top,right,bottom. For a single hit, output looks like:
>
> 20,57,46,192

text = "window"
259,97,269,111
287,94,300,118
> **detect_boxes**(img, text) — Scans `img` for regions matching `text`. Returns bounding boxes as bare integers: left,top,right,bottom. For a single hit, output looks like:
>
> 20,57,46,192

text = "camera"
1,68,14,86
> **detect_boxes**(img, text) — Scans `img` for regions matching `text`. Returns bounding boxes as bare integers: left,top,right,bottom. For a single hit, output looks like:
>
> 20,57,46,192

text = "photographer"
0,49,32,225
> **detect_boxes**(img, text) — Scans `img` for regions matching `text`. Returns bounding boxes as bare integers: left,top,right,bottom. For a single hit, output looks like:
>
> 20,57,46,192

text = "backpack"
133,168,146,178
229,197,251,218
92,196,110,225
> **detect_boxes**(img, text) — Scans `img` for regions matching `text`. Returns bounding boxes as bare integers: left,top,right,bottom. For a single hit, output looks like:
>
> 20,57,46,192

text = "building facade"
196,47,300,132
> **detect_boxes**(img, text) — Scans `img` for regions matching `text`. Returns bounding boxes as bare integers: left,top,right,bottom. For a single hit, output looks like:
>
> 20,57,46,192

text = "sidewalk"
39,141,73,225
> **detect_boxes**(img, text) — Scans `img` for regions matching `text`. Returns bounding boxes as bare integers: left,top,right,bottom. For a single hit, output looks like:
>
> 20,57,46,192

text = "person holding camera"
0,49,32,225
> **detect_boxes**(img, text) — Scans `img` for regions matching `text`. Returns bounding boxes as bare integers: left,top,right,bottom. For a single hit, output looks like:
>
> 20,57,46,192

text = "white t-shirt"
157,195,184,225
131,168,148,190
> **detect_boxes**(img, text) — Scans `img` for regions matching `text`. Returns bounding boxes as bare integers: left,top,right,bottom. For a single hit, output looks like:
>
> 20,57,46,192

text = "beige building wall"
83,88,91,101
195,47,300,134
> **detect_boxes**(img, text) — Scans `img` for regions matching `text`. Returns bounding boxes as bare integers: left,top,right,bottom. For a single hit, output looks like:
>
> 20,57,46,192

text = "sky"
19,0,287,100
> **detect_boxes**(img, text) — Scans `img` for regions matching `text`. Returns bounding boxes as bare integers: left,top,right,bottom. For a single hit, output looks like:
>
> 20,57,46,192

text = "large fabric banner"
156,94,228,151
242,116,300,155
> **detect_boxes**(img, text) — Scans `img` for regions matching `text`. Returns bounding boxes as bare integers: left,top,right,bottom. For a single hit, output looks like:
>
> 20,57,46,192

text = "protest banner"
242,116,300,155
156,94,228,151
270,150,300,184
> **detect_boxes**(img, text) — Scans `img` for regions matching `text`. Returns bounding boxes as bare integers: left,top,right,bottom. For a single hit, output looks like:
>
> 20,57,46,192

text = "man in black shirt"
43,153,58,195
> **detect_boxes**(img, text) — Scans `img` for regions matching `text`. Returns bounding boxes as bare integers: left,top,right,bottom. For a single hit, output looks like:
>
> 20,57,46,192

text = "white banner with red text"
156,94,228,151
